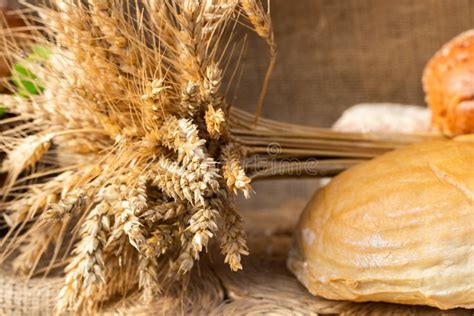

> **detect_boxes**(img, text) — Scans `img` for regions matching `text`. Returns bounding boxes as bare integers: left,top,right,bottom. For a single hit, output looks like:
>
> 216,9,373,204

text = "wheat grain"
153,157,195,203
175,196,222,273
203,62,223,99
153,156,220,206
1,133,55,191
176,239,197,273
3,171,73,232
159,115,206,162
222,145,252,198
202,0,238,38
205,104,226,139
103,178,135,260
202,62,226,140
141,200,187,222
121,185,147,251
129,175,148,216
143,0,168,31
51,0,93,53
141,78,171,123
189,206,219,253
123,214,146,251
179,81,201,117
49,0,122,99
42,177,103,221
240,0,274,48
42,187,86,221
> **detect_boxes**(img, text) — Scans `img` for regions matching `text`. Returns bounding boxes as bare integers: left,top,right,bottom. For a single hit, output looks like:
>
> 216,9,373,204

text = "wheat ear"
57,200,110,313
222,144,252,198
220,205,249,271
2,133,55,191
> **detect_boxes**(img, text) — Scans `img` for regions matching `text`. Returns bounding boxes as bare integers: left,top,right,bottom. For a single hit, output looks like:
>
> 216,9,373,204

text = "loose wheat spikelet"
0,0,273,313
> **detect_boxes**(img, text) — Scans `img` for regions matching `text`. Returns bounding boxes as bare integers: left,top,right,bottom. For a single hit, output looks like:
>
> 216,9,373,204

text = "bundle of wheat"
0,0,276,313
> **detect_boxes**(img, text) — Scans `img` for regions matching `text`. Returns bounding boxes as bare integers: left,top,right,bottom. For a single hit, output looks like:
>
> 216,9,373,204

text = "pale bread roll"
333,103,432,134
288,139,474,310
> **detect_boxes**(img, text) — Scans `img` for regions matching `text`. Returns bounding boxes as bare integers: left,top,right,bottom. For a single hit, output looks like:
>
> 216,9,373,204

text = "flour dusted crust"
423,30,474,135
288,140,474,310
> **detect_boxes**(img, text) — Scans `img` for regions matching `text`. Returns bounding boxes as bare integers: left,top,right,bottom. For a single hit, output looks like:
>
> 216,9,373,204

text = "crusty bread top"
288,140,474,310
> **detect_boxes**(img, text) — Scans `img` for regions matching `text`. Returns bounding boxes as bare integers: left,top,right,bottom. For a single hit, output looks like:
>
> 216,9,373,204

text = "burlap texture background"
238,0,474,213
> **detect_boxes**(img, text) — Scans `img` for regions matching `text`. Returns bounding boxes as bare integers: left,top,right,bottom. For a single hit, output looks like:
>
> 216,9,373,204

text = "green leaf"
12,62,42,96
0,106,5,116
11,63,43,96
10,45,51,97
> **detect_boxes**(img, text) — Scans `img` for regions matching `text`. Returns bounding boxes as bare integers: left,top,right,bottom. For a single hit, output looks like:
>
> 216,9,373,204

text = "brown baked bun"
423,30,474,135
288,140,474,310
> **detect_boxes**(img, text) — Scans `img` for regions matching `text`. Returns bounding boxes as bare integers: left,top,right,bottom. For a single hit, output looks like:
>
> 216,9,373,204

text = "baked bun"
423,30,474,135
288,140,474,310
333,103,431,134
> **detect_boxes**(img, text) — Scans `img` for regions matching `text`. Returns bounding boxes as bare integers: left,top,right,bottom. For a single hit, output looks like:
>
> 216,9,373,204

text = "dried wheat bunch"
0,0,272,313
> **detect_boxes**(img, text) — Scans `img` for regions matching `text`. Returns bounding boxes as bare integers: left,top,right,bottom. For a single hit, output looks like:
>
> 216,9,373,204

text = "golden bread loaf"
288,140,474,310
423,30,474,135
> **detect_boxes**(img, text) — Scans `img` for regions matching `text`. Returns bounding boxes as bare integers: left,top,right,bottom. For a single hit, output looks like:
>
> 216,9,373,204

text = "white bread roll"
333,103,432,134
288,139,474,310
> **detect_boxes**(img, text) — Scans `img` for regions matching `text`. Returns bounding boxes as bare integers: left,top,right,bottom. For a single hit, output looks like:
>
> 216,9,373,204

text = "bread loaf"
423,30,474,135
288,140,474,309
